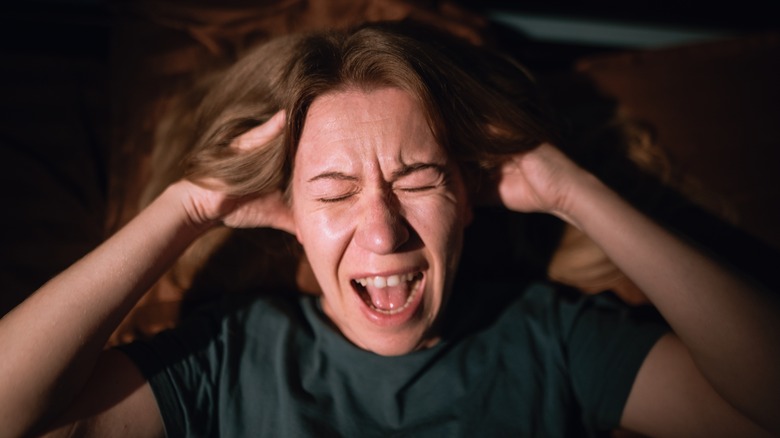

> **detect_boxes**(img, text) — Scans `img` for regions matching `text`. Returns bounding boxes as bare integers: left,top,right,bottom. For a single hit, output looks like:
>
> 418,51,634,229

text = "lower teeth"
358,274,420,315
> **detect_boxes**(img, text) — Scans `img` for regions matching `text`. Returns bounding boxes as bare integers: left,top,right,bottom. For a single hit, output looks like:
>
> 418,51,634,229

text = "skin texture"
0,87,777,437
292,88,472,356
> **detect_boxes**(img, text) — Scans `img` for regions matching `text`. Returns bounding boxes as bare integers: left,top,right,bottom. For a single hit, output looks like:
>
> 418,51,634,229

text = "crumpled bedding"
3,1,779,346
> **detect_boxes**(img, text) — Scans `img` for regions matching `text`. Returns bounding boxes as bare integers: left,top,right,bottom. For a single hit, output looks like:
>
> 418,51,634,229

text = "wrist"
550,165,607,230
524,144,602,227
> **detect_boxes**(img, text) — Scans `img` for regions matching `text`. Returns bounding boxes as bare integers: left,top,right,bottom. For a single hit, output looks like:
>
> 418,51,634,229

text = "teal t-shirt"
119,281,667,437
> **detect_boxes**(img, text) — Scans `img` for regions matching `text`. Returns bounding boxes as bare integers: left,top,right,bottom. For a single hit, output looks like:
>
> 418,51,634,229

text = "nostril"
356,199,410,254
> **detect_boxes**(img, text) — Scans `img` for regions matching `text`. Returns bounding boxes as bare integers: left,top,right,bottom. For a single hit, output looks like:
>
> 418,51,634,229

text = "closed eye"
397,185,437,193
308,172,359,203
394,164,448,194
317,192,357,203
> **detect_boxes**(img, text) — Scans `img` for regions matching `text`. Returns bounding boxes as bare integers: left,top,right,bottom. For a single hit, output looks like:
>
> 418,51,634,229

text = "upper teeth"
355,273,417,289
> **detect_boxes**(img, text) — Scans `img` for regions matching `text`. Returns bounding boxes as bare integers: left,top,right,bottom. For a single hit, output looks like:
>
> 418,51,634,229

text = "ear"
295,222,303,245
291,204,304,245
277,212,299,239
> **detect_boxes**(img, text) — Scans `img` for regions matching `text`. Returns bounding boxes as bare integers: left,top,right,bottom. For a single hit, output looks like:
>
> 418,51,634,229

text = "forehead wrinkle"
390,162,447,181
297,88,444,182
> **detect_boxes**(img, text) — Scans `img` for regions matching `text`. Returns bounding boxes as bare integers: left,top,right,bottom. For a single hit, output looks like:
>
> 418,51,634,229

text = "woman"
1,22,778,437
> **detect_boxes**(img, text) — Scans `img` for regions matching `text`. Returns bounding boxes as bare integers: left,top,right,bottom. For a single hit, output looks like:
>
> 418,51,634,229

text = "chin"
324,296,441,356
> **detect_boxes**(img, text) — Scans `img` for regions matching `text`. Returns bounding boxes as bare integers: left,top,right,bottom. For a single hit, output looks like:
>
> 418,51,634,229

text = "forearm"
0,182,211,436
563,170,780,431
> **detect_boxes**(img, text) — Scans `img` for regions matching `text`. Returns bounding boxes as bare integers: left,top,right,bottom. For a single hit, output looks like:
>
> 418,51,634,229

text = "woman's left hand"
495,143,588,224
496,144,780,437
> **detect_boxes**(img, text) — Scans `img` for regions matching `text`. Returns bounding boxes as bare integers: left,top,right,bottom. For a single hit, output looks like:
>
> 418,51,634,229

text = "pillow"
576,32,780,249
548,32,780,299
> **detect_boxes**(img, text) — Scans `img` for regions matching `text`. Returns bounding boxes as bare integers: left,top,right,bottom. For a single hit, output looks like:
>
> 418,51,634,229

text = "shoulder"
220,291,311,327
451,279,670,430
449,279,663,336
173,290,312,332
117,291,313,373
113,292,318,436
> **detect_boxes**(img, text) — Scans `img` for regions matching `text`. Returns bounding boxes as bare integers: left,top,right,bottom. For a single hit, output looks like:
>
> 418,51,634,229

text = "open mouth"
351,271,424,315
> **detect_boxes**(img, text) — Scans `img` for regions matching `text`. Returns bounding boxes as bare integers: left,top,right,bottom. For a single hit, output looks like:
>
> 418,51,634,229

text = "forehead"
294,88,446,171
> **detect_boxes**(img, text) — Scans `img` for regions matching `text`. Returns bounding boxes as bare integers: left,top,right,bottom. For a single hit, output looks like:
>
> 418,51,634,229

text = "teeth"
351,272,423,315
354,273,417,289
386,275,400,287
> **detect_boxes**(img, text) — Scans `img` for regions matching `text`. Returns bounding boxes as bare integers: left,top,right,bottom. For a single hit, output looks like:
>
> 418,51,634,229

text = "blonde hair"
160,21,560,202
141,21,563,303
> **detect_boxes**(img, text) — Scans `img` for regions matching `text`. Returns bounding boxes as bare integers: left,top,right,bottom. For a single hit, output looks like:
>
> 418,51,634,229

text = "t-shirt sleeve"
116,302,228,437
556,289,669,430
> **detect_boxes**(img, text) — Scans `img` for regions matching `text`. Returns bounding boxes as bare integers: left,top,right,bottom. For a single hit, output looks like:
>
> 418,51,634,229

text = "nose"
355,191,410,254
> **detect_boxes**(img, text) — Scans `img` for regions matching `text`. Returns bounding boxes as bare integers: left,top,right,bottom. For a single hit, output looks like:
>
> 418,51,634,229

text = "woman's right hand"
175,180,295,233
176,111,296,233
0,110,296,438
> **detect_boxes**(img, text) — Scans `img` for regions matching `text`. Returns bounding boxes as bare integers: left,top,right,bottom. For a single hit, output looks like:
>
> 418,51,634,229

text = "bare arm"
0,182,208,436
0,113,292,437
37,350,165,438
498,143,780,435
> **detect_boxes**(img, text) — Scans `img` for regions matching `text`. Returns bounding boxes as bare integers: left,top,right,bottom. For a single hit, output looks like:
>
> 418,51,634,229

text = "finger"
231,110,286,152
256,190,297,234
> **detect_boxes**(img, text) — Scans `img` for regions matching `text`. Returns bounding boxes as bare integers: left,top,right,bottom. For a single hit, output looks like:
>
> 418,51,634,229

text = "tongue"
365,285,411,311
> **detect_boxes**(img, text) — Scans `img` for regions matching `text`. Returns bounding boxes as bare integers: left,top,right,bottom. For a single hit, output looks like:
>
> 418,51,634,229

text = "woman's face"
291,87,471,356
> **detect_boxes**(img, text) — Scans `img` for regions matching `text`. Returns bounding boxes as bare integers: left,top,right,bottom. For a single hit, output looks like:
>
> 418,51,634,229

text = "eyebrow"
307,171,359,183
306,162,446,183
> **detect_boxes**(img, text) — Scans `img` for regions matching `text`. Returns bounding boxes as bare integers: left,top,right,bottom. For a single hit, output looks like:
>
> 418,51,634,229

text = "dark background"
1,0,778,314
2,0,779,60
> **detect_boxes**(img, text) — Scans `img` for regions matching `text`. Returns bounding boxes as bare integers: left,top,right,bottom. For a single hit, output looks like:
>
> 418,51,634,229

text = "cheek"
291,182,352,245
293,203,355,275
302,207,354,243
405,196,464,252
